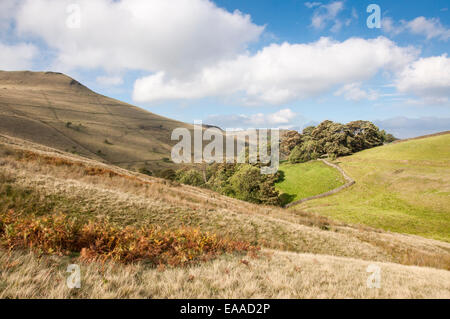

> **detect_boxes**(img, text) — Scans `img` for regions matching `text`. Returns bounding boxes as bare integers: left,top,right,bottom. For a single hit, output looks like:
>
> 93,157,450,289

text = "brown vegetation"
0,209,256,267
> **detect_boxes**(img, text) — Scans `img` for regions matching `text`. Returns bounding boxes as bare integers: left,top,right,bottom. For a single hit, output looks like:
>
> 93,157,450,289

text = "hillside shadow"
276,170,297,205
277,170,286,183
279,193,297,206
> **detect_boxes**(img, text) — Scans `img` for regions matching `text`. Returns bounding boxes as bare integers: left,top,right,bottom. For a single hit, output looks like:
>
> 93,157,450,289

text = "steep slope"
295,133,450,242
0,134,449,298
0,71,192,172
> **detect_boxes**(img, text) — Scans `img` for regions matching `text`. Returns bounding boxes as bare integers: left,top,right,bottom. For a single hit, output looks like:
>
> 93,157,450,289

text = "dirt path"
284,159,355,208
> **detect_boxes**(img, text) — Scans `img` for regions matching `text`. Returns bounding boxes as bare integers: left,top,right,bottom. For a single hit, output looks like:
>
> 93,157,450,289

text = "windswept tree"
346,120,384,152
288,120,393,163
288,140,320,163
280,130,302,157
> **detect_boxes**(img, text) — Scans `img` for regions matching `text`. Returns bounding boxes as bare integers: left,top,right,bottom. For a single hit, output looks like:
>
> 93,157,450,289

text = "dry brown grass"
0,248,449,299
0,71,193,172
0,134,449,298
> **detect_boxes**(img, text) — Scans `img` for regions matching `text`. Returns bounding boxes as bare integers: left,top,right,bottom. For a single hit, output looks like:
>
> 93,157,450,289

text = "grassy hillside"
294,134,450,242
275,161,345,205
2,248,449,299
0,134,449,298
0,71,193,172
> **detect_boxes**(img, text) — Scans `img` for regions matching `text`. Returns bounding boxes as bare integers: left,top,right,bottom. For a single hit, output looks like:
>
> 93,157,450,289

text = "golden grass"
0,71,193,172
0,134,449,298
1,248,449,299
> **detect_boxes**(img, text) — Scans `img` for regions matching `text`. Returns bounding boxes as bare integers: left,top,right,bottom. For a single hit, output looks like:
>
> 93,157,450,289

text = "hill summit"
0,71,192,172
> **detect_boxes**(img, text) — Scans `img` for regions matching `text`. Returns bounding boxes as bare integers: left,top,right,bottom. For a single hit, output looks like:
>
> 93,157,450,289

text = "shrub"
0,210,258,266
156,169,177,181
139,167,153,176
380,130,398,143
228,164,280,205
206,163,235,196
176,169,204,187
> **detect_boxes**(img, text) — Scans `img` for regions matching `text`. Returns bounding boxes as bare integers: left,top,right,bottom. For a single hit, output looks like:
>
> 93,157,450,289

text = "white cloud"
96,75,124,86
133,36,417,105
304,2,322,9
0,0,18,31
382,16,450,41
264,108,298,125
381,17,403,35
204,108,300,129
0,41,38,71
310,1,344,31
406,16,450,41
334,83,379,101
395,54,450,102
14,0,264,76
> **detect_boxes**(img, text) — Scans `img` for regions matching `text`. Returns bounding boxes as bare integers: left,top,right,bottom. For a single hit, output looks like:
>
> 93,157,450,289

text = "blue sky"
0,0,449,138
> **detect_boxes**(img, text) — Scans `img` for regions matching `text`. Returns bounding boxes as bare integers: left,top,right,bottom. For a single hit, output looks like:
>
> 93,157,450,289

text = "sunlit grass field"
275,161,345,205
296,134,450,242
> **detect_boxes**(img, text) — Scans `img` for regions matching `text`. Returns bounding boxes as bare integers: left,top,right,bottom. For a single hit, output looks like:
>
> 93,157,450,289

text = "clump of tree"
288,120,396,163
280,130,302,157
171,160,280,206
206,163,280,206
288,139,320,163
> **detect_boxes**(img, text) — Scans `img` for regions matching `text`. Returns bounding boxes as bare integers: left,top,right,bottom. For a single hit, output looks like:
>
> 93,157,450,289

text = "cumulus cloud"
383,16,450,41
0,41,38,71
133,36,417,105
6,0,447,110
14,0,264,76
395,54,450,102
375,117,450,139
334,83,379,101
204,108,300,130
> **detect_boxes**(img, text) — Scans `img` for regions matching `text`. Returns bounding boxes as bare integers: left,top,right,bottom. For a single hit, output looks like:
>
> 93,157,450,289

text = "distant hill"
294,132,450,242
0,71,193,172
